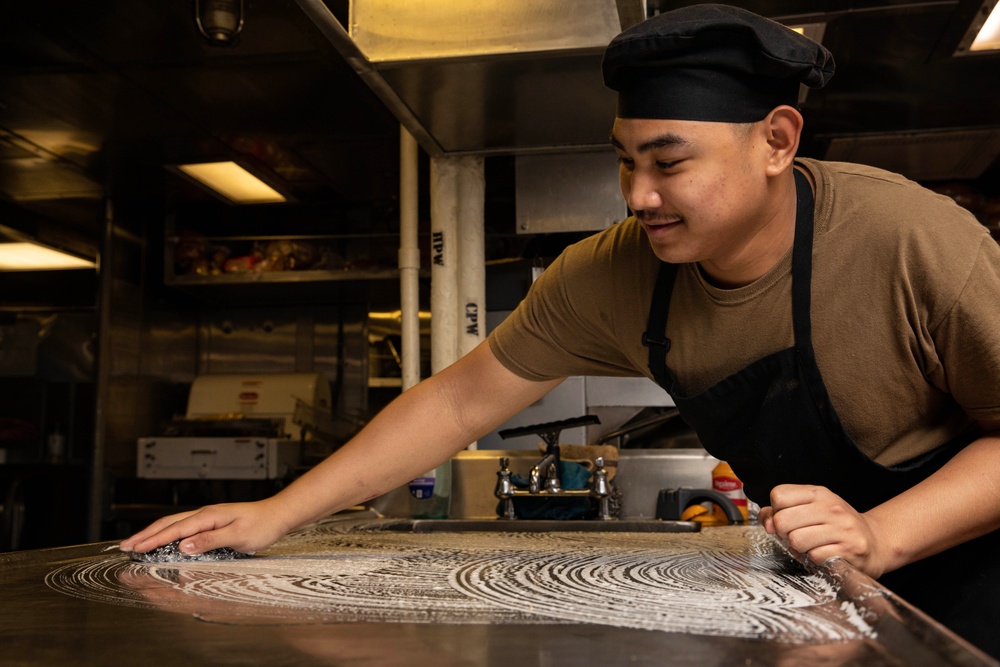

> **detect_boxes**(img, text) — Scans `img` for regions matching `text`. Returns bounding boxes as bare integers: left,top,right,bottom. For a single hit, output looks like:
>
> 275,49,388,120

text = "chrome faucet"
494,454,616,521
495,414,616,520
528,444,561,494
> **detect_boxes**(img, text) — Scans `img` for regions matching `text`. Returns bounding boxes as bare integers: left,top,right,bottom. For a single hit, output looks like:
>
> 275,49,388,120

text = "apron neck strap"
790,168,816,347
643,167,816,385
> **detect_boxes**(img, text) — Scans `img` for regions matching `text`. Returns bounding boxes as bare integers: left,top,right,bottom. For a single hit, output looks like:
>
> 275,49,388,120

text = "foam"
46,523,875,643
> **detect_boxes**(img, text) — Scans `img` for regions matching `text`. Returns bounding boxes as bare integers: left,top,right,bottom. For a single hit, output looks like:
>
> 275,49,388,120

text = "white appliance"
137,373,332,480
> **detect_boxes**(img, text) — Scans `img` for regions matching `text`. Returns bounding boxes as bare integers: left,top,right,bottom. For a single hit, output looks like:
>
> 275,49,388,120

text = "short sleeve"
932,237,1000,421
488,222,653,381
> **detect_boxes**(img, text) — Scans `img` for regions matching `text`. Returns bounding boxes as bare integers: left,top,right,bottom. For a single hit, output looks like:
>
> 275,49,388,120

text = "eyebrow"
609,131,690,154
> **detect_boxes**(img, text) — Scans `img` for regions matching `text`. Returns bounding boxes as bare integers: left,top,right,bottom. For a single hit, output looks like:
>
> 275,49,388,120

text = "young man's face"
610,117,780,272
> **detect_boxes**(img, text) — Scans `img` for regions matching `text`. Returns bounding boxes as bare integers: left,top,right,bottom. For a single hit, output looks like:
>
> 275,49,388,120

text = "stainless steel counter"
1,513,995,666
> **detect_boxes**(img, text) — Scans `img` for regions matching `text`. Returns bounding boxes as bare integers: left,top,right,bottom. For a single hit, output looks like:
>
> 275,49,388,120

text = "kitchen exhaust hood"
823,127,1000,182
296,0,643,157
294,0,1000,185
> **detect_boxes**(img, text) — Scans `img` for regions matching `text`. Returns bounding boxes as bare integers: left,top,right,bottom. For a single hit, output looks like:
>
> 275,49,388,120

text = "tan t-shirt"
489,158,1000,466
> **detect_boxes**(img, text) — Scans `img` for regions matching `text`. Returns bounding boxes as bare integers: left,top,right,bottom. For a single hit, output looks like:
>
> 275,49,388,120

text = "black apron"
643,169,1000,658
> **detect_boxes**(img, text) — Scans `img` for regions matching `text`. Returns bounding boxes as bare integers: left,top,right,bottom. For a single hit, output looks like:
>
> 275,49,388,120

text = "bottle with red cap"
712,461,749,522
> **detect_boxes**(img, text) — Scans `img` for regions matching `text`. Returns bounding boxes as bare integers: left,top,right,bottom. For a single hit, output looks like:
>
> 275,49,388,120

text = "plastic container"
408,459,452,519
712,460,749,522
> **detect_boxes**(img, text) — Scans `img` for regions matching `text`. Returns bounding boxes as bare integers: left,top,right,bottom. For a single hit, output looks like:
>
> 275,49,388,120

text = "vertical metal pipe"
430,156,486,450
88,198,114,541
456,157,485,450
399,127,421,391
430,156,486,374
429,157,459,376
457,156,486,360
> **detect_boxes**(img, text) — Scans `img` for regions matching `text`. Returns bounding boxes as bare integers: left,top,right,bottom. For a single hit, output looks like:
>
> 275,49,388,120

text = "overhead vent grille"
822,128,1000,182
0,128,103,201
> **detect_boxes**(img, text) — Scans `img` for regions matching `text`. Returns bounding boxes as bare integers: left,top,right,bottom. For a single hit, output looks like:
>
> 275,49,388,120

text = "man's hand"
119,498,292,556
757,484,890,578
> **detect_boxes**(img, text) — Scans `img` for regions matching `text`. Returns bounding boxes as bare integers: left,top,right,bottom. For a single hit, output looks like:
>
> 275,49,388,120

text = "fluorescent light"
176,161,286,204
971,0,1000,51
0,243,95,271
956,0,1000,55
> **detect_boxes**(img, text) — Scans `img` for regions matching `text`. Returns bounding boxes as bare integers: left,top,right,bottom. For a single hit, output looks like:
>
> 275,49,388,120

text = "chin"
648,242,697,265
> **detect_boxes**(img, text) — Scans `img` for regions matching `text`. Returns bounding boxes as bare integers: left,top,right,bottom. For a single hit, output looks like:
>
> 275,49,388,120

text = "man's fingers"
120,511,199,551
177,531,222,555
132,524,201,554
768,485,848,539
770,502,826,539
130,510,235,554
769,484,825,511
757,506,775,533
806,545,847,567
781,523,833,557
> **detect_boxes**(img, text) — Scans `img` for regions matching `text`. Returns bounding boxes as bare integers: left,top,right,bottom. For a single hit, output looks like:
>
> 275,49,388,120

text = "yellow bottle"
712,461,749,522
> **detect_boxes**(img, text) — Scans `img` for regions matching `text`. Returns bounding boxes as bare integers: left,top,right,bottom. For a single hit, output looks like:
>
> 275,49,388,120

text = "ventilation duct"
822,127,1000,181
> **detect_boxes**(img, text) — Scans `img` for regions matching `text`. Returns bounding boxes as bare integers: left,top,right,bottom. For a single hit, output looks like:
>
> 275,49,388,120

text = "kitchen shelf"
162,218,431,304
166,267,408,287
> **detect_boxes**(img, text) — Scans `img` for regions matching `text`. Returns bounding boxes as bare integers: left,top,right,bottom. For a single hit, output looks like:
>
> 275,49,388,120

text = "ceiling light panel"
956,0,1000,55
175,161,286,204
0,243,96,271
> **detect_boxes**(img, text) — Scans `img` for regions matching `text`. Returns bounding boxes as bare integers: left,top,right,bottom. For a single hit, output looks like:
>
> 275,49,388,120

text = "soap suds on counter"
45,521,875,643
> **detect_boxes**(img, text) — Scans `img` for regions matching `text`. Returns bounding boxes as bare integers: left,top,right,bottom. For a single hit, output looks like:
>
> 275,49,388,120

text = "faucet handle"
591,457,614,520
592,459,611,498
544,462,562,493
495,457,517,519
496,460,515,496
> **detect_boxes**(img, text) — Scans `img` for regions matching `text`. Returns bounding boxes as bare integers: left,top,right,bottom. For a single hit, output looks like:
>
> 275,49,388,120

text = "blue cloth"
496,461,593,520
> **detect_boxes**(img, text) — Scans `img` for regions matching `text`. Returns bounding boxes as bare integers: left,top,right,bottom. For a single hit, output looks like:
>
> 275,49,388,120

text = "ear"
761,106,803,177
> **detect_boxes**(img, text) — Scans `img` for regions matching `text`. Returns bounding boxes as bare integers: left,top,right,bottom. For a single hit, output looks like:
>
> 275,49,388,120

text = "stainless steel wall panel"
477,376,588,451
516,151,625,233
137,308,197,384
377,55,616,154
199,309,303,375
0,319,39,376
584,376,673,408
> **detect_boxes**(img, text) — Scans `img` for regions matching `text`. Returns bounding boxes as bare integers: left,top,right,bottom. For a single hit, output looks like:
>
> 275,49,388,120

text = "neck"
698,170,802,288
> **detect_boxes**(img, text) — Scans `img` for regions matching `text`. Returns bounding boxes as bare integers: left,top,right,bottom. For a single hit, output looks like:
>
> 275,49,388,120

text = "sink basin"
356,519,701,533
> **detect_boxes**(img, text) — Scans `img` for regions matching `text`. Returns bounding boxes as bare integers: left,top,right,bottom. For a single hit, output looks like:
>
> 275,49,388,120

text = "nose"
624,168,663,213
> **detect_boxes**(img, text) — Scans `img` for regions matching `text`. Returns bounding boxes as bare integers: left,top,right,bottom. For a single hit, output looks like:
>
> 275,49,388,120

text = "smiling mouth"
639,215,683,232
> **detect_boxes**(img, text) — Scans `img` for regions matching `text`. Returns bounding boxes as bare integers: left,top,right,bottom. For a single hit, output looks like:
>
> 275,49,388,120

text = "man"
123,4,1000,657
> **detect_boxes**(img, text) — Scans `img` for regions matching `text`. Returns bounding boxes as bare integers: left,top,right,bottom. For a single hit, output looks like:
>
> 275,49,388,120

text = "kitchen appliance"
137,373,331,480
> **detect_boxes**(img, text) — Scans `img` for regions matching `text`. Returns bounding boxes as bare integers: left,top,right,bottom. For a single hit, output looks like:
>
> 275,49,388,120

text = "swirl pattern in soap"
45,523,874,642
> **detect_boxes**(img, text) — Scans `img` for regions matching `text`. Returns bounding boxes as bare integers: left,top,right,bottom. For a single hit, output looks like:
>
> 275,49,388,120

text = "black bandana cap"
603,4,835,122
